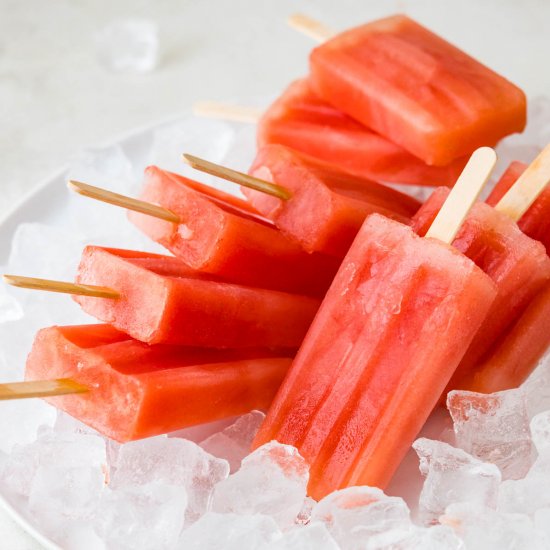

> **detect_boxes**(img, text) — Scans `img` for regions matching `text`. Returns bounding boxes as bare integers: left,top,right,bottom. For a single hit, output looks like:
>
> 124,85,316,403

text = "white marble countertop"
1,0,549,547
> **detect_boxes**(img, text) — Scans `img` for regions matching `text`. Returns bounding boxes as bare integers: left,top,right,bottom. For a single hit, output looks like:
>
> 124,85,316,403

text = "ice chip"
442,502,549,550
29,465,105,536
0,428,107,498
310,485,411,549
267,522,339,550
95,19,159,73
447,389,533,479
530,411,550,453
200,410,265,472
178,512,281,550
169,416,238,443
0,284,23,324
0,400,56,453
413,437,501,525
211,441,308,528
295,496,316,526
522,353,550,418
94,481,187,550
150,117,235,181
497,448,550,517
111,436,229,523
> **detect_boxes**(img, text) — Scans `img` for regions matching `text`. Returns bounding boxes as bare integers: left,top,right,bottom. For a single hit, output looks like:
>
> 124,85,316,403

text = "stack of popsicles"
5,12,550,505
256,14,526,187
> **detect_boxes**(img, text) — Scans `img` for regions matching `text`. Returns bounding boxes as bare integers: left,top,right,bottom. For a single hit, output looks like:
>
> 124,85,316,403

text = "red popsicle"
253,212,497,499
242,144,421,257
411,187,550,395
73,246,320,348
464,153,550,393
259,78,469,186
25,324,292,442
127,166,339,297
310,15,526,166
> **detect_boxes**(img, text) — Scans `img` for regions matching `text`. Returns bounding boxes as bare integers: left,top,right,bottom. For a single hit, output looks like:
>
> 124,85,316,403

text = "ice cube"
295,496,316,526
447,389,533,479
68,144,135,195
267,522,339,550
0,428,106,497
54,410,101,437
0,400,56,454
310,485,411,549
64,521,107,550
442,502,549,550
211,441,308,528
530,411,550,454
95,19,159,73
111,436,229,523
149,117,235,181
497,449,550,517
200,410,265,472
522,353,550,418
169,416,238,443
413,437,501,525
94,481,187,550
177,512,281,550
28,465,105,537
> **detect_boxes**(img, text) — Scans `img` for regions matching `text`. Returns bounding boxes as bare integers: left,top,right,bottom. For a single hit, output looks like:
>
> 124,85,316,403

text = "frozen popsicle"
69,175,339,298
309,15,526,166
258,78,469,186
253,148,498,498
411,187,550,394
22,324,292,441
184,148,420,258
241,144,421,256
6,246,320,348
462,149,550,393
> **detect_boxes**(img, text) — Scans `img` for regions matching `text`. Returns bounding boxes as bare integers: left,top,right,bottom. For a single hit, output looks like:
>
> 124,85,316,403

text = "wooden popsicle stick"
68,180,181,223
288,13,335,42
3,275,120,299
0,379,88,400
182,154,292,200
193,101,262,124
425,147,497,244
494,144,550,222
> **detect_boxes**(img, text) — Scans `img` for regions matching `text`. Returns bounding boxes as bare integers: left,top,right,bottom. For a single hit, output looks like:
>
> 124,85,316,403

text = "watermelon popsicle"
183,147,421,258
69,175,339,298
460,149,550,392
253,148,498,498
411,186,550,395
6,246,320,348
258,78,469,186
22,324,292,441
309,15,526,166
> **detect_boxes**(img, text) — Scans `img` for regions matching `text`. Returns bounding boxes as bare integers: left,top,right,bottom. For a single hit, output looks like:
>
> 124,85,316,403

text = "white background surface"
1,0,549,547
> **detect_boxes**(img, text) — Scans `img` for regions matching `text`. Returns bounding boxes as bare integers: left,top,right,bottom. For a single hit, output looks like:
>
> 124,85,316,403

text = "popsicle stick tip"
495,143,550,222
2,274,120,299
0,378,89,401
181,153,292,200
425,147,497,244
67,179,180,223
193,101,262,124
287,13,335,42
